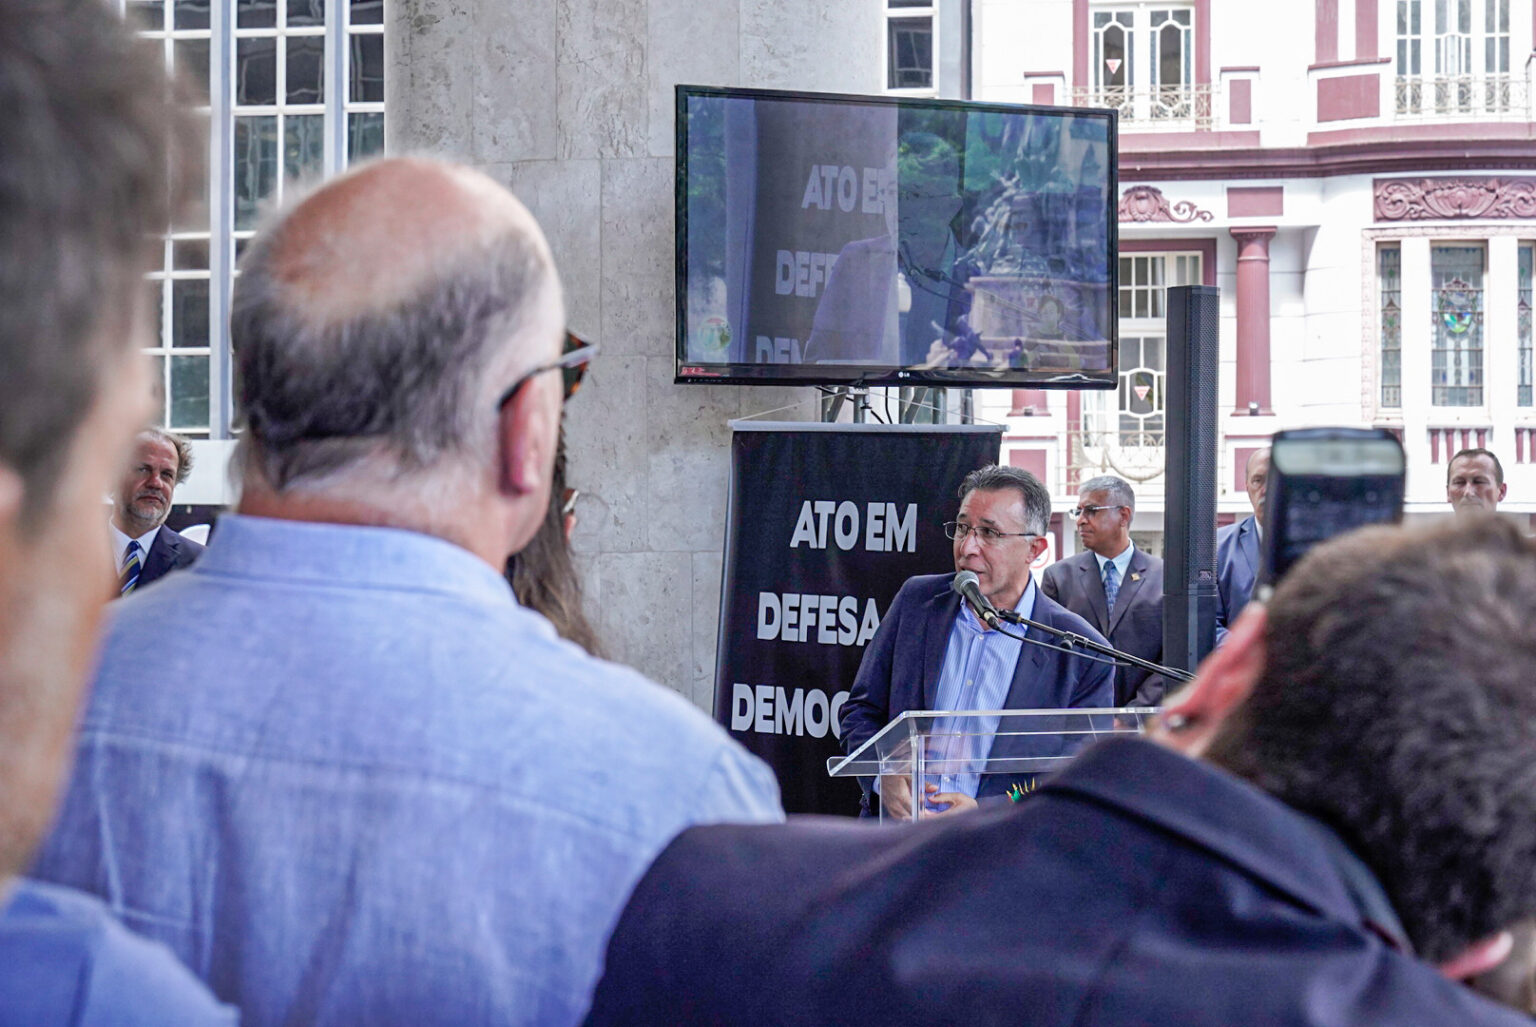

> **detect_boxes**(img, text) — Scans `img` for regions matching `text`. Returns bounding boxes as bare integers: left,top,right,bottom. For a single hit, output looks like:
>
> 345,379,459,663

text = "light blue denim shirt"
31,515,782,1026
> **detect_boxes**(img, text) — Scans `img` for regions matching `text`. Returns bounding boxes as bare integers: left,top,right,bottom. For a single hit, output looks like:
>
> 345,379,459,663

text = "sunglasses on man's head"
496,332,598,411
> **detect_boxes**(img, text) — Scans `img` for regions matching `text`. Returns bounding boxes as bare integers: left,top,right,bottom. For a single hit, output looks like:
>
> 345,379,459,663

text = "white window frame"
885,1,937,97
121,0,384,439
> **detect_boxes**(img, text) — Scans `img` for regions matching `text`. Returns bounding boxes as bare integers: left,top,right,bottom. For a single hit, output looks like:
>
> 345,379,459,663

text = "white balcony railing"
1394,74,1530,121
1071,83,1214,131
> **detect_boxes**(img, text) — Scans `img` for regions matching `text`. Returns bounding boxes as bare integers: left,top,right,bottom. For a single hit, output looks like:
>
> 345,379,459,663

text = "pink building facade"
884,0,1536,555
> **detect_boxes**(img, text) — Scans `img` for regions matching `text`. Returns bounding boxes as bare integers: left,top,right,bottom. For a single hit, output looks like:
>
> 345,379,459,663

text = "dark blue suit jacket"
1040,548,1166,707
135,525,204,591
839,572,1114,809
1215,515,1261,641
585,738,1535,1027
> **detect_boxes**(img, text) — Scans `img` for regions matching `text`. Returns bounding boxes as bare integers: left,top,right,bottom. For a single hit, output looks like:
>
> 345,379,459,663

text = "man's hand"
879,774,914,821
922,783,978,817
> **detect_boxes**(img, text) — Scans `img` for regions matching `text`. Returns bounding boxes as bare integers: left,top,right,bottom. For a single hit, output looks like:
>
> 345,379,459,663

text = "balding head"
232,157,564,496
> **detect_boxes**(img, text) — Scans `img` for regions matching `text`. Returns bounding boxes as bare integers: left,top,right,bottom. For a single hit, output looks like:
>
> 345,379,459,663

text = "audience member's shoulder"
0,879,235,1026
1216,518,1246,545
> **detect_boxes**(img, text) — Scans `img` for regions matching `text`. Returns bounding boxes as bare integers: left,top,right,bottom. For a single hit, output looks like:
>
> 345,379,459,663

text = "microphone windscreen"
952,570,980,595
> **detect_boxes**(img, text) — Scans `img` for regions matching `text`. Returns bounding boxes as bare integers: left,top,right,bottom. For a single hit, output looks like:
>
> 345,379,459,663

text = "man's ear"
1153,603,1267,758
1439,931,1514,981
494,381,552,500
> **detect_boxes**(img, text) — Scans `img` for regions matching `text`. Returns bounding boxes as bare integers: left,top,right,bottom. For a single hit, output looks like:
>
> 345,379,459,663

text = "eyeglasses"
495,333,598,412
1070,504,1126,519
943,521,1039,545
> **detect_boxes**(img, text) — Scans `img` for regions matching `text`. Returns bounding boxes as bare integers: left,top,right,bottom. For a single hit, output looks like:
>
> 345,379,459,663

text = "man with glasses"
838,464,1113,818
1041,475,1167,706
32,157,782,1027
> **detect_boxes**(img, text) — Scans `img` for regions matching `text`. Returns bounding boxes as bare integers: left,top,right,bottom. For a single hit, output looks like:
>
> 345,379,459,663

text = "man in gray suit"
1216,446,1269,641
1041,475,1166,706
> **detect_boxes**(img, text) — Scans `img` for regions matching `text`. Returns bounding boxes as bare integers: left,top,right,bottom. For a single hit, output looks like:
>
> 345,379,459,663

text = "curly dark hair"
1206,515,1536,962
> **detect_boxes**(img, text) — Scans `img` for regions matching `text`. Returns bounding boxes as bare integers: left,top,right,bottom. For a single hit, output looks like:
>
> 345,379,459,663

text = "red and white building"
891,0,1536,555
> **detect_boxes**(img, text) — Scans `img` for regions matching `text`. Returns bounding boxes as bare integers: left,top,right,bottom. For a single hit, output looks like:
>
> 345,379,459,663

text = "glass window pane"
287,36,325,103
174,38,211,104
127,0,164,31
169,355,211,429
236,37,278,107
349,33,385,102
350,0,383,24
238,0,276,27
234,116,278,230
151,354,168,424
174,0,209,30
173,239,209,271
1430,245,1484,406
348,111,385,160
172,279,210,348
288,0,325,26
171,112,212,235
284,114,325,180
886,18,932,90
1103,25,1126,87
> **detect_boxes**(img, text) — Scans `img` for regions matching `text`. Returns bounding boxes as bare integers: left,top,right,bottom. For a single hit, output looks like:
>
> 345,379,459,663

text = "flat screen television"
675,85,1118,389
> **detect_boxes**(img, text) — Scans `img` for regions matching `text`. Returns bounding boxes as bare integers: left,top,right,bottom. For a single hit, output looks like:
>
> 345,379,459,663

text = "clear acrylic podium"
827,708,1157,822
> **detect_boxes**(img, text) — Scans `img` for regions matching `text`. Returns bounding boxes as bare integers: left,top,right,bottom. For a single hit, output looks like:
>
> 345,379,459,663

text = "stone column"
1230,227,1277,415
388,0,881,711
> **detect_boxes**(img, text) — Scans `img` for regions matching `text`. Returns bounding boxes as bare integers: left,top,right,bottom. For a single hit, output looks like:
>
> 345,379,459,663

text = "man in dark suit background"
586,516,1536,1027
1041,474,1165,706
838,464,1114,819
1215,444,1268,640
110,428,204,595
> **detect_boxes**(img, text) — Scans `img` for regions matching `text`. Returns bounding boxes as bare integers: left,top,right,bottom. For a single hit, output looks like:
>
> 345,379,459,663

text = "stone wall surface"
388,0,881,710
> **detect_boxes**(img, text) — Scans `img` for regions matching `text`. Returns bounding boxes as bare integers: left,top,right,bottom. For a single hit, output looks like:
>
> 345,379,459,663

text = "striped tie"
1102,559,1121,615
119,540,143,596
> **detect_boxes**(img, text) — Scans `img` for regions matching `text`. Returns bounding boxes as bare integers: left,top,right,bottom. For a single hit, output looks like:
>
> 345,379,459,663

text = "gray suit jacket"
1041,547,1167,706
136,525,204,590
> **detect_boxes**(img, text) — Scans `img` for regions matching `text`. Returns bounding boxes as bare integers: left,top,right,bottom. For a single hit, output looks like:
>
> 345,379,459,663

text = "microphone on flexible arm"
951,570,1002,630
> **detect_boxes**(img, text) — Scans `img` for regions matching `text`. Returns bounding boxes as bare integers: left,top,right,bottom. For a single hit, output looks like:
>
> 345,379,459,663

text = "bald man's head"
231,157,563,493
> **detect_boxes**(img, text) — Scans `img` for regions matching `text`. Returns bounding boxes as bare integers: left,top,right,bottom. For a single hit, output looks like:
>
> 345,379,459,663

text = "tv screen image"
675,85,1118,389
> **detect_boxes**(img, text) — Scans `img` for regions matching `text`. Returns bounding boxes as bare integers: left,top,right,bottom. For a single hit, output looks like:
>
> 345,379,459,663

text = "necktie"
119,540,142,596
1102,559,1120,615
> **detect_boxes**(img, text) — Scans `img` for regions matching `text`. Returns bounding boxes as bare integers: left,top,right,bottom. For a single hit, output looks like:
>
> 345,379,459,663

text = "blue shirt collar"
1091,541,1135,581
194,514,516,608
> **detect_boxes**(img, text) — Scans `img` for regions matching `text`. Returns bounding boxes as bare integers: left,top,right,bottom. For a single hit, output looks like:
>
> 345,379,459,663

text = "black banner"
714,422,1002,815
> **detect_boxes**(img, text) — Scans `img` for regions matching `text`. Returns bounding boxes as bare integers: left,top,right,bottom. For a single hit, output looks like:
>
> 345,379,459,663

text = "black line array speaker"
1162,285,1221,676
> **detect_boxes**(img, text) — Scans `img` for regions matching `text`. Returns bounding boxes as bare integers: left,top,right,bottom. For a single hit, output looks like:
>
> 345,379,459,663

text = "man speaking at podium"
838,464,1113,818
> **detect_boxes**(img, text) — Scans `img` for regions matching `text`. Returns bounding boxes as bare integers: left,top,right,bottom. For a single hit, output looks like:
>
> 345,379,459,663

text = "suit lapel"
1077,557,1110,633
1003,581,1052,707
1105,550,1147,637
138,529,175,585
1240,518,1260,580
919,586,961,709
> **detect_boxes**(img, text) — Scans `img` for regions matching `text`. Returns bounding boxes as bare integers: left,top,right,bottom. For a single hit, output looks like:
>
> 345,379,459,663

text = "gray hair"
958,464,1050,535
1078,474,1135,513
139,428,194,485
0,0,198,523
230,192,558,493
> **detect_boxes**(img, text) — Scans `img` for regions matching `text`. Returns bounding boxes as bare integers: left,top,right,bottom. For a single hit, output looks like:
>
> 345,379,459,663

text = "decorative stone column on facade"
1230,227,1277,415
